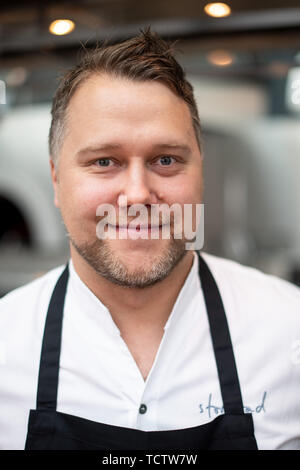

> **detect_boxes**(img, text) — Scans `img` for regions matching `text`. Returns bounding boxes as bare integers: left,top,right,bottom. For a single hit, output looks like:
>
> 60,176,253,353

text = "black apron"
25,251,258,450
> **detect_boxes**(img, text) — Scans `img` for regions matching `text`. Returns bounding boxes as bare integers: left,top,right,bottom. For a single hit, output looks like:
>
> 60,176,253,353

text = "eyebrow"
75,142,192,158
76,143,122,158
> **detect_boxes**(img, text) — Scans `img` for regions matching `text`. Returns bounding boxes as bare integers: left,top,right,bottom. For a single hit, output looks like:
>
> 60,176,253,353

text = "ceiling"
1,0,300,57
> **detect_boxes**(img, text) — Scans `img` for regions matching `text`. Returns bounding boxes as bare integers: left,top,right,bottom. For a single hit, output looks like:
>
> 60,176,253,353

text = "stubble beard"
69,235,188,288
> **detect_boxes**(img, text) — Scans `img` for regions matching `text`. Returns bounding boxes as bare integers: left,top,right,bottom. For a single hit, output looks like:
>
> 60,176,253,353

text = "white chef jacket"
0,251,299,450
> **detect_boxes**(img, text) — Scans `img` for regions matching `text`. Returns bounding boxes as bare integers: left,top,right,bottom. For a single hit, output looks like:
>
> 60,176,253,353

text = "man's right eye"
95,158,112,167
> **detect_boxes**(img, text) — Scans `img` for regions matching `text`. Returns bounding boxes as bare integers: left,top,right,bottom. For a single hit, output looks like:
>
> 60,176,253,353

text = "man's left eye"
158,156,175,166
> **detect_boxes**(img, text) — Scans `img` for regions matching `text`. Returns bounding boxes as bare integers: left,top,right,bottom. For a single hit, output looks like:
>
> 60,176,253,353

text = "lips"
114,224,162,229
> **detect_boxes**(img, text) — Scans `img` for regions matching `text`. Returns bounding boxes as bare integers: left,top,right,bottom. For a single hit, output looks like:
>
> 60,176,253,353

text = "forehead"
65,74,195,146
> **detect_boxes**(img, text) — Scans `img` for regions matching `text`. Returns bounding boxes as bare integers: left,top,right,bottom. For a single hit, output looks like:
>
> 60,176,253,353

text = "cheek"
59,175,117,222
166,177,202,205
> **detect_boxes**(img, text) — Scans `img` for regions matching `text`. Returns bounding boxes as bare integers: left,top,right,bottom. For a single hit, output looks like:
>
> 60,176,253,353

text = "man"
0,28,299,451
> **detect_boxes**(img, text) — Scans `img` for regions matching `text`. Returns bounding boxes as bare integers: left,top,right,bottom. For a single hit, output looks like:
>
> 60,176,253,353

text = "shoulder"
199,251,300,318
198,253,300,449
200,251,300,299
0,264,66,328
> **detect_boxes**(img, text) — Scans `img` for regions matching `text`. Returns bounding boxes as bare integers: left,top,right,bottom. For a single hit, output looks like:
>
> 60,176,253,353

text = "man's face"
50,74,203,287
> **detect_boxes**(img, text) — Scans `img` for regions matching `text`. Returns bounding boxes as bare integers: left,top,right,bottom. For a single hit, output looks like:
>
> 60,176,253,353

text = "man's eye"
95,158,112,167
157,156,175,166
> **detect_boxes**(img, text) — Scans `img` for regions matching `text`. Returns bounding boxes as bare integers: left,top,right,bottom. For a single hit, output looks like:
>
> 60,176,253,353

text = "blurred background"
1,0,300,296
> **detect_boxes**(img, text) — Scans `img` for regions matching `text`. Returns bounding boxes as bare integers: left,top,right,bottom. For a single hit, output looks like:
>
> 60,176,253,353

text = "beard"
68,234,188,288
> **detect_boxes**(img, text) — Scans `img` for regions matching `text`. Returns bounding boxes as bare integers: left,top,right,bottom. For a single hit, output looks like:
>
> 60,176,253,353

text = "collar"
68,251,199,336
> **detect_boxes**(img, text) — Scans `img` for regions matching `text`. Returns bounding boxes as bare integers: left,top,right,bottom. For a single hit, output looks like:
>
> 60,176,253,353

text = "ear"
49,158,60,208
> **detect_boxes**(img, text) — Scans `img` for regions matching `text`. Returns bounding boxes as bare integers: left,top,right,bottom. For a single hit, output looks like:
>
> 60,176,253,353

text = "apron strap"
36,264,69,410
197,251,244,414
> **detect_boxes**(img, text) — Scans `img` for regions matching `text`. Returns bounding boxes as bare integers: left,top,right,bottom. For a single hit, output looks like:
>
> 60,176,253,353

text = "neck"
70,245,195,332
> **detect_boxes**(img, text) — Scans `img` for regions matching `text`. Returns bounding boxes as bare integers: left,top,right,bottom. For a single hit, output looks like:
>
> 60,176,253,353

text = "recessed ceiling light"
206,50,234,66
204,3,231,18
49,19,75,36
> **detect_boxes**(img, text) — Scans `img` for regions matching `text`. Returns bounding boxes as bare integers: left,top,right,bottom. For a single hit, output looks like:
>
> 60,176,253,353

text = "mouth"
109,224,163,230
102,223,173,241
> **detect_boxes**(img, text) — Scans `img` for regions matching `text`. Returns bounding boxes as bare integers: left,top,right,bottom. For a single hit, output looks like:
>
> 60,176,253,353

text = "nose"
118,159,159,207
